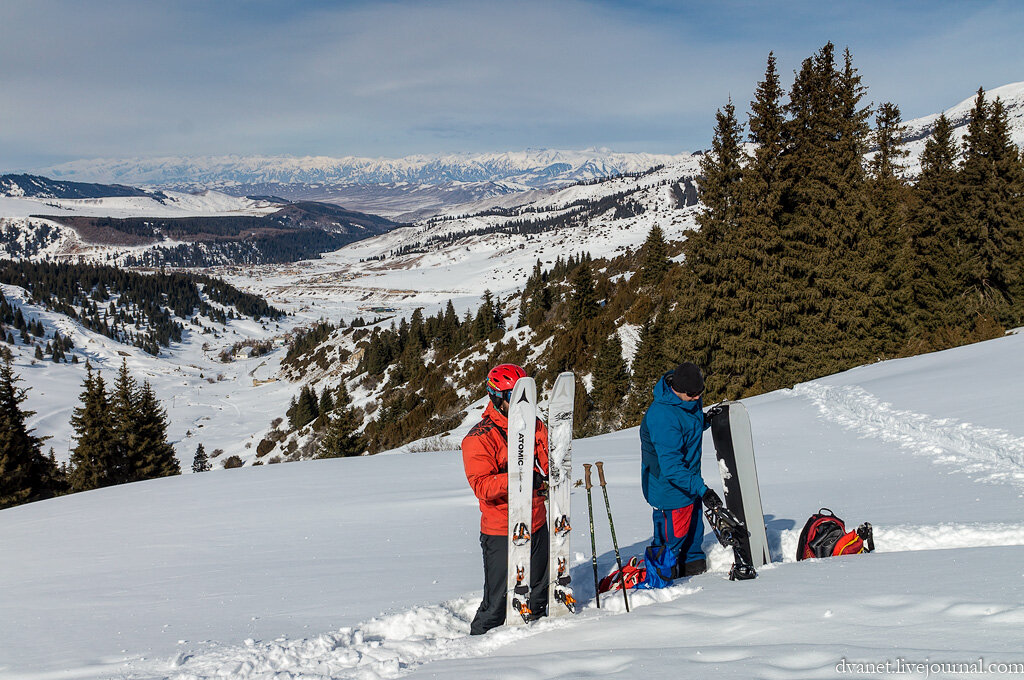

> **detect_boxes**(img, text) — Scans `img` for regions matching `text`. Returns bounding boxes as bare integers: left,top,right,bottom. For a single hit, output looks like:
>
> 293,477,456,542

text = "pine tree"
870,102,909,183
740,51,791,393
441,299,460,346
68,365,117,492
567,262,599,324
319,387,335,414
472,291,499,340
408,308,426,352
863,101,912,354
777,43,874,379
695,98,746,243
0,356,60,508
671,97,749,398
591,333,630,416
132,380,181,480
289,385,319,430
897,113,964,345
960,90,1024,326
520,260,552,329
637,225,670,287
109,359,139,484
318,384,364,458
192,443,211,473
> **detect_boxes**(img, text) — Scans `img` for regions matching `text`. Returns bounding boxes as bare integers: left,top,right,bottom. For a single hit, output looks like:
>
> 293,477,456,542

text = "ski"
546,371,575,616
506,376,537,625
709,400,771,574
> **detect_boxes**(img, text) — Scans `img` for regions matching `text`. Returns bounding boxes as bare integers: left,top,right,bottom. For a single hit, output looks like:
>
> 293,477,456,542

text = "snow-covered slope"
0,190,395,265
0,189,276,220
1,332,1022,679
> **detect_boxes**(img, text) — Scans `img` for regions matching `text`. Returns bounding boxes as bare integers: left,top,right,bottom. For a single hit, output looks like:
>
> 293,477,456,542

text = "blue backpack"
637,545,676,589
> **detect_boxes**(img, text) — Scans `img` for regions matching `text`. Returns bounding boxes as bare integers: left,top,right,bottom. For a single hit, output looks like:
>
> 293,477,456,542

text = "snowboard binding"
704,505,758,581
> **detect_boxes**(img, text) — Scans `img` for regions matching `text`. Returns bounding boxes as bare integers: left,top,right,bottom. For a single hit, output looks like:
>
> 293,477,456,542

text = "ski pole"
595,461,630,612
583,463,600,609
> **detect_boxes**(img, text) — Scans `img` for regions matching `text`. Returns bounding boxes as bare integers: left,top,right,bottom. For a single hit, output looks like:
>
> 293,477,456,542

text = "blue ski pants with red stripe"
651,503,705,572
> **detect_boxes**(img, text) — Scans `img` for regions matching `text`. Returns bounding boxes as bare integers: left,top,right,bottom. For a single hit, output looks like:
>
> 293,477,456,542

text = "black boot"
679,558,707,577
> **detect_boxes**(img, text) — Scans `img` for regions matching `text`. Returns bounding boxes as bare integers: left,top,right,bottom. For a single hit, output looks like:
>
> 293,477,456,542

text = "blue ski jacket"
640,371,710,510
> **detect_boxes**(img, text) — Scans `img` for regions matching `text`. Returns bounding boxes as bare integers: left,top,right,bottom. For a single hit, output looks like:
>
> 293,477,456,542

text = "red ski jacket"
462,401,549,536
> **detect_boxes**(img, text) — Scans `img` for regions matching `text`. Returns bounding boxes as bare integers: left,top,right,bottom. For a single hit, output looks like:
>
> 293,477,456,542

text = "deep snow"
1,333,1022,679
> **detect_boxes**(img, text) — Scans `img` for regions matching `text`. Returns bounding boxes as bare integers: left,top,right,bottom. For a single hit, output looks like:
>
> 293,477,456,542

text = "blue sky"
1,0,1022,170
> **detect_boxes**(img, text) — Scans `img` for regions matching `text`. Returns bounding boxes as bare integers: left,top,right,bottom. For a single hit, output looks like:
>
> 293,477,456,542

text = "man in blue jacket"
640,362,723,579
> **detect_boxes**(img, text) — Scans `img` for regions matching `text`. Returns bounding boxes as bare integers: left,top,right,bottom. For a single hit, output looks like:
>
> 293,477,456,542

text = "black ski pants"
470,524,549,635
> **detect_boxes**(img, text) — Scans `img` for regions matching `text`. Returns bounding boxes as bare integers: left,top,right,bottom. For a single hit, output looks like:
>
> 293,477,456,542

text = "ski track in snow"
792,382,1024,489
156,586,700,680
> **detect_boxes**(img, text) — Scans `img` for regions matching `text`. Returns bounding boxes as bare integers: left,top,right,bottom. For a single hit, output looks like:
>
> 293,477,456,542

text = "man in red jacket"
462,363,550,635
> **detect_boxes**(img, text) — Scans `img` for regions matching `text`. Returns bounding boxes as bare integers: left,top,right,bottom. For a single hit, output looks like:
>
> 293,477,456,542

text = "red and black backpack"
598,556,647,593
796,508,875,561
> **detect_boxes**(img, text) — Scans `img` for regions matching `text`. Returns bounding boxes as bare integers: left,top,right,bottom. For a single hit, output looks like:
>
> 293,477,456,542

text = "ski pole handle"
595,461,607,487
583,463,593,490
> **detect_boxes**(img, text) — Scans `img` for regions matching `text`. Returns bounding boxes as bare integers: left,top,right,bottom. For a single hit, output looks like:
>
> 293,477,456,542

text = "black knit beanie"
671,362,704,395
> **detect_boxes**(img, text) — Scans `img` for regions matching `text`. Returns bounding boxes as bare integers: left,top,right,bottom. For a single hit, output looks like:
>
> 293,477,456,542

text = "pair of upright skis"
505,371,576,625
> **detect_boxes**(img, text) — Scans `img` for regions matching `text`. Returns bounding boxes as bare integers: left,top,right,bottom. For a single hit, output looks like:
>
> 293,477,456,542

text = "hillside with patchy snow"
899,81,1024,174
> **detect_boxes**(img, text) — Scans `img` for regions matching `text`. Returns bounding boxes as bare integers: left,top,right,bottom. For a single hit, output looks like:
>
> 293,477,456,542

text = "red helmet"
487,364,527,399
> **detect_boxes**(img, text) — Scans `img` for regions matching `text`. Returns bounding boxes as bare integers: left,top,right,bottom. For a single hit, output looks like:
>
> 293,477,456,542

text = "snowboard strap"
703,505,758,581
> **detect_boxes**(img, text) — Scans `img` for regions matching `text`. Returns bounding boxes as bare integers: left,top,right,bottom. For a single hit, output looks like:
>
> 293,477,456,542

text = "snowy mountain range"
33,148,691,217
37,148,683,186
39,148,686,186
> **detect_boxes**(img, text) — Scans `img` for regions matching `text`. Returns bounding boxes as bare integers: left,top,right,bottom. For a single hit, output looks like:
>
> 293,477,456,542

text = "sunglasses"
682,390,703,398
487,385,513,402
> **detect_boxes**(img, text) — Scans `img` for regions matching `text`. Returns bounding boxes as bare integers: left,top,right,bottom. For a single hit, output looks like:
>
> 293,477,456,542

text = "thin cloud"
1,0,1021,170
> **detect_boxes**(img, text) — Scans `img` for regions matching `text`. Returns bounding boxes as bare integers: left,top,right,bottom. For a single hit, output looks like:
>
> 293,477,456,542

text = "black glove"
702,487,723,510
533,469,548,498
703,403,724,428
